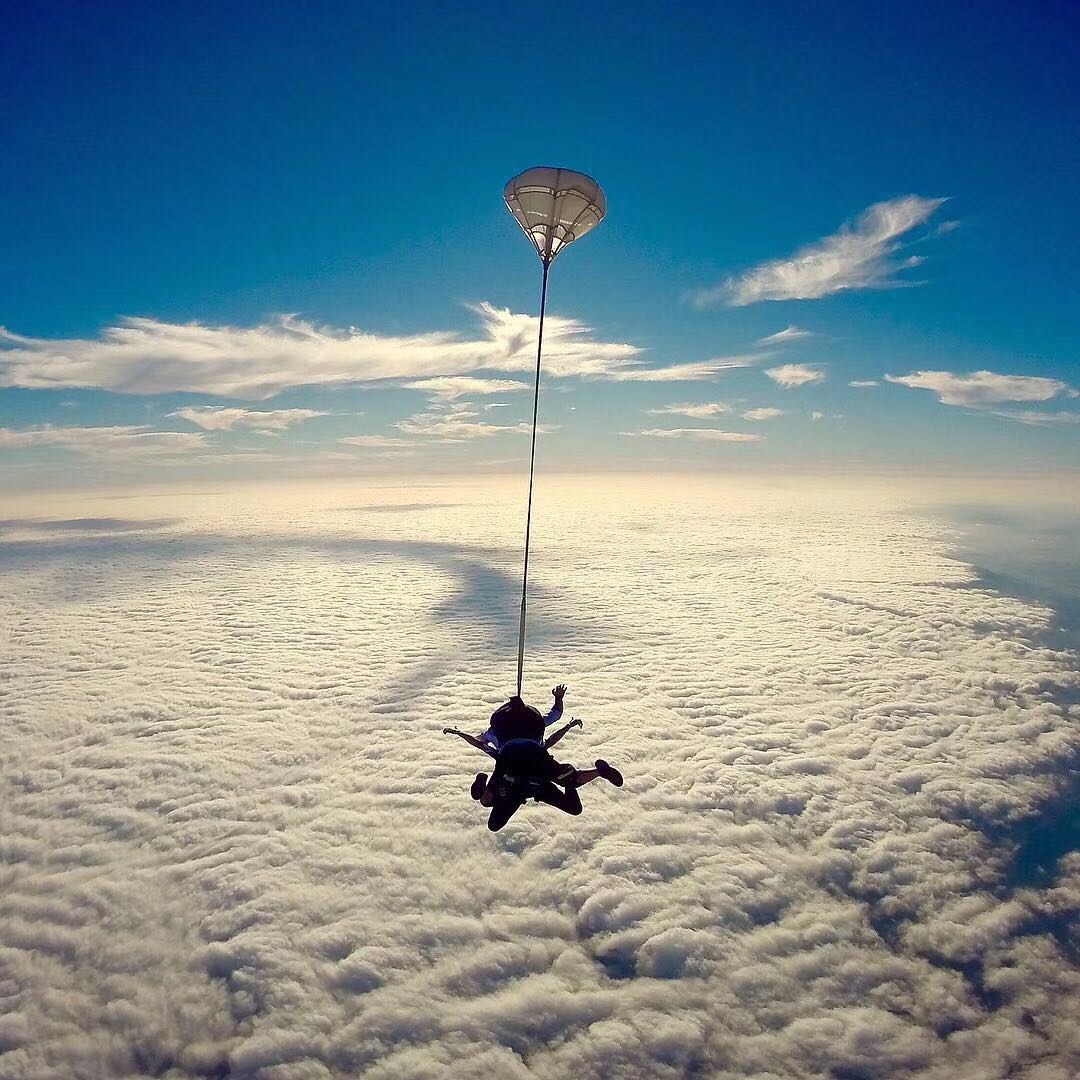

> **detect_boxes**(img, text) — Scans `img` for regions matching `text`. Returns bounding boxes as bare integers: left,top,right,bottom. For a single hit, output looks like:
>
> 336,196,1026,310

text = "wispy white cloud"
338,434,417,449
395,401,544,441
691,195,947,307
811,411,825,420
190,448,328,465
765,363,825,388
597,357,761,382
0,297,772,408
885,369,1076,406
987,409,1080,426
849,379,879,388
468,303,641,380
170,406,328,432
633,428,762,442
470,306,762,382
1,305,755,401
0,424,206,457
646,402,731,419
741,407,787,421
757,326,813,345
403,377,530,400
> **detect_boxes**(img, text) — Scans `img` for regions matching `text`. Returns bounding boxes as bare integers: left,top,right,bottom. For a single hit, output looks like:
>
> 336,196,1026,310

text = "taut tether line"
503,167,607,696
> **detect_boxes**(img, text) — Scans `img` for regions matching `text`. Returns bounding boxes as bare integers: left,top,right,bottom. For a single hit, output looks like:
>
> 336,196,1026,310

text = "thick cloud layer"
1,479,1077,1079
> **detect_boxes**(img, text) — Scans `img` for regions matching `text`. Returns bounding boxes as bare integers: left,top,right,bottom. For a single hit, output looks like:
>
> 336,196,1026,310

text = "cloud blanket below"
0,478,1077,1079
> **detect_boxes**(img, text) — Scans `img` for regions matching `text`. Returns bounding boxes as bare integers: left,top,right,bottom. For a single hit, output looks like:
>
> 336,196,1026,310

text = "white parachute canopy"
504,167,606,264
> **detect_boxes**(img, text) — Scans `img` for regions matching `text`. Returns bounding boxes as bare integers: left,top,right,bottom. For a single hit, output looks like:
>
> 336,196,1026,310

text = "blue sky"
2,0,1078,485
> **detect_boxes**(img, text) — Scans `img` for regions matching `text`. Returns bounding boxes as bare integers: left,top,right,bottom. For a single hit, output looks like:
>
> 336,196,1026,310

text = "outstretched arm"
543,717,582,750
443,728,498,759
544,684,567,726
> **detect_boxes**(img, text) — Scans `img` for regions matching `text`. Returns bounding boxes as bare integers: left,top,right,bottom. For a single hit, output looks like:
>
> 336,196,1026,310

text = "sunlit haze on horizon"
2,2,1078,1078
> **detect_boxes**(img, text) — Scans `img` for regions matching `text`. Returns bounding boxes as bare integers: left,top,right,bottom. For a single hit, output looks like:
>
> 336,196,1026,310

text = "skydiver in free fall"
443,685,624,831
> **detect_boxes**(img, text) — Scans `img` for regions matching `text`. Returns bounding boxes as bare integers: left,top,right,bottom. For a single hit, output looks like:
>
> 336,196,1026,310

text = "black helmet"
489,696,543,736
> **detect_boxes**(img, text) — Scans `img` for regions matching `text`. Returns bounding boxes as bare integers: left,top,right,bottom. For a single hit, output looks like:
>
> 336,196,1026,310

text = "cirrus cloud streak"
632,428,763,442
645,403,731,419
0,424,206,457
0,306,763,401
691,195,947,308
170,406,328,432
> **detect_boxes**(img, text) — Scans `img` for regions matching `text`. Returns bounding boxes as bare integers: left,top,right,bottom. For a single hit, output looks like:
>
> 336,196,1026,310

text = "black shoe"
595,760,623,787
471,772,488,800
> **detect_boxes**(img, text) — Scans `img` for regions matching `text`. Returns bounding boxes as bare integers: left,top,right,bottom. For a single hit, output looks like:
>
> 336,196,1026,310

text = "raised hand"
553,683,567,701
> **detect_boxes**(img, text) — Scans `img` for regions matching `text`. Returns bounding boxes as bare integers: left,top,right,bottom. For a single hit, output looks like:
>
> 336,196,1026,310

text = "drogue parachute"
504,167,606,265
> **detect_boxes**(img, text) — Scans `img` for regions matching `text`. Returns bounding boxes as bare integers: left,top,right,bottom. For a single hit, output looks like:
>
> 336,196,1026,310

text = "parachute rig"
503,167,606,696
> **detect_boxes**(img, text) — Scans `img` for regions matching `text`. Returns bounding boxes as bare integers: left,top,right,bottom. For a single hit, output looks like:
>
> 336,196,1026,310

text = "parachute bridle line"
515,258,550,697
506,166,604,698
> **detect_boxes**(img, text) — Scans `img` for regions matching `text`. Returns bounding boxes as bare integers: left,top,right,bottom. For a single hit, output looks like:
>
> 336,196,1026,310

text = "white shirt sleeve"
543,703,563,727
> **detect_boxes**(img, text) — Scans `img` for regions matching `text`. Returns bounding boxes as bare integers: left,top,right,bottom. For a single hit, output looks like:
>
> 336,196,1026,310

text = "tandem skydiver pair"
443,685,623,831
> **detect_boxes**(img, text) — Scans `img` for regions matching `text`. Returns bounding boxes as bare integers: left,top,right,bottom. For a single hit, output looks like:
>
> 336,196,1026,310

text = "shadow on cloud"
0,526,575,698
0,516,180,534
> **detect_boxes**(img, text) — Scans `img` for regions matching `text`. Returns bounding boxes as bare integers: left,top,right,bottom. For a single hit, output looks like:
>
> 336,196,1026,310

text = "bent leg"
470,772,488,801
533,780,582,816
487,790,525,831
